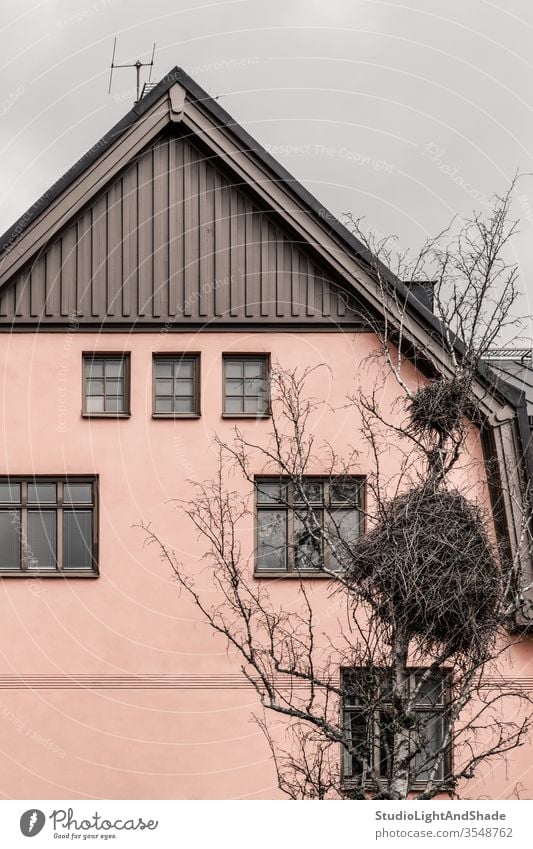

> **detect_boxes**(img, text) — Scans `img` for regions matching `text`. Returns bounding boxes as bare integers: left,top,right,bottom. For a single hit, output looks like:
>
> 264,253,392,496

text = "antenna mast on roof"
108,38,156,104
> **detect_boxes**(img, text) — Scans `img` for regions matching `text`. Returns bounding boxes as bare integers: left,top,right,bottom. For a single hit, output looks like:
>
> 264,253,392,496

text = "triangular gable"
0,131,364,327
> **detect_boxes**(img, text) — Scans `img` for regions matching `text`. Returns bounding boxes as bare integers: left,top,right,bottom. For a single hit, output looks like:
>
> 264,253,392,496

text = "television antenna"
108,38,156,104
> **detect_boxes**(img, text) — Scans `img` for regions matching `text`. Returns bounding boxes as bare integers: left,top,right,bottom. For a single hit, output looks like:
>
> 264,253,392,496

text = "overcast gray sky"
1,0,532,339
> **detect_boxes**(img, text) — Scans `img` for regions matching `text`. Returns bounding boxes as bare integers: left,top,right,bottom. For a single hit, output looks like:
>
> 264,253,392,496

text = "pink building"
0,68,531,800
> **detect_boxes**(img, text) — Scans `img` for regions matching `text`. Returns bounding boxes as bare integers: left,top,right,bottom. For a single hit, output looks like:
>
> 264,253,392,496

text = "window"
223,355,269,416
342,669,450,785
255,476,363,574
83,354,130,416
0,478,97,575
153,354,200,416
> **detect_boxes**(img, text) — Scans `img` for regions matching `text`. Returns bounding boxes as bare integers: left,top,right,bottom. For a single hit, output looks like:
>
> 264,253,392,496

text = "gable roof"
0,68,522,387
1,66,375,268
0,67,416,316
0,130,366,328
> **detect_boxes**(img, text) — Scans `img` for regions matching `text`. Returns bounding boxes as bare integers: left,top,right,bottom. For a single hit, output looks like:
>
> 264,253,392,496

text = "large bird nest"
407,378,468,437
346,487,501,655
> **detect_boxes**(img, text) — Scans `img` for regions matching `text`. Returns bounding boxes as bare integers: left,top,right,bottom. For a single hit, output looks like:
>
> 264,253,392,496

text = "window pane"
379,710,395,778
225,397,243,413
175,379,193,396
329,509,360,570
257,509,287,571
344,668,382,707
105,396,125,413
155,361,173,378
294,511,323,570
86,378,104,396
64,483,92,504
28,483,56,504
0,483,20,503
86,396,105,413
345,710,371,779
0,510,20,569
104,360,123,378
414,714,444,781
85,361,104,378
27,510,56,570
244,396,263,413
225,360,243,378
415,674,444,706
243,378,265,396
331,479,361,505
105,379,123,394
155,397,173,413
294,481,323,504
244,360,264,378
63,511,92,570
156,379,173,395
256,481,287,505
225,378,243,397
175,360,193,378
173,397,194,413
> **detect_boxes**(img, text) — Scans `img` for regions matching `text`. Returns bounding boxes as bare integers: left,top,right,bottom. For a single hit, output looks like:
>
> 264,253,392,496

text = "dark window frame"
222,354,271,418
82,352,131,418
254,475,365,577
341,667,452,790
152,353,201,418
0,475,99,577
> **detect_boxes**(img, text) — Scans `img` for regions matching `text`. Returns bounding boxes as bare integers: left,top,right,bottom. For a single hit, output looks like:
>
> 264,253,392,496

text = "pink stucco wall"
0,330,531,799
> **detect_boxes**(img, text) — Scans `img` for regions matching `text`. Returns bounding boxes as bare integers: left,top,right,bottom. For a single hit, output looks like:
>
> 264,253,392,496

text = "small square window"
153,355,200,416
223,356,270,416
83,354,130,417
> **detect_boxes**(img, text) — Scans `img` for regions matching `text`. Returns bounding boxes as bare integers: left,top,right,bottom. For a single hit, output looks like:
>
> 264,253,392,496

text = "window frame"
341,667,452,790
152,353,201,418
254,475,365,577
222,354,271,418
82,352,131,418
0,475,99,578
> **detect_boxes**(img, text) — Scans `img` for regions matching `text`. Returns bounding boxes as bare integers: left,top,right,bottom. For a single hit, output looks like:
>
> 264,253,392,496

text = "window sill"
0,571,99,578
341,778,452,793
152,413,201,419
82,412,131,419
222,413,271,419
254,571,333,579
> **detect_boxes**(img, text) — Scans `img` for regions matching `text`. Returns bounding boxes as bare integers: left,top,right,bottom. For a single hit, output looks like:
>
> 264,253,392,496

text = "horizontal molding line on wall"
0,675,314,690
0,675,530,691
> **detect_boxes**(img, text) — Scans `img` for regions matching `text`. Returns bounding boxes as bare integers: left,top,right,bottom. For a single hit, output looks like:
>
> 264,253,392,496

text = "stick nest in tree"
408,379,467,437
346,487,501,654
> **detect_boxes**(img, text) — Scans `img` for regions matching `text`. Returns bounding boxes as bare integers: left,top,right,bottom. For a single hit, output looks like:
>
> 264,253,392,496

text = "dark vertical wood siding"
0,133,363,327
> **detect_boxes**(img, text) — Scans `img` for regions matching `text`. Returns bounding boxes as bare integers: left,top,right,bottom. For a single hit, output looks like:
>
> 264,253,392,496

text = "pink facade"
0,330,528,799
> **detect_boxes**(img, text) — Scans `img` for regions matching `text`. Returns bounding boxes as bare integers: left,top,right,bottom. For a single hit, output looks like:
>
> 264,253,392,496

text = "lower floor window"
0,477,97,575
255,476,364,574
342,668,450,785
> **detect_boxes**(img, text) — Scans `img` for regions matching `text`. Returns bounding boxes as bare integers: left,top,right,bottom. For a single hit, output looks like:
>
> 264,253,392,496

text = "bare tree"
142,185,532,799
